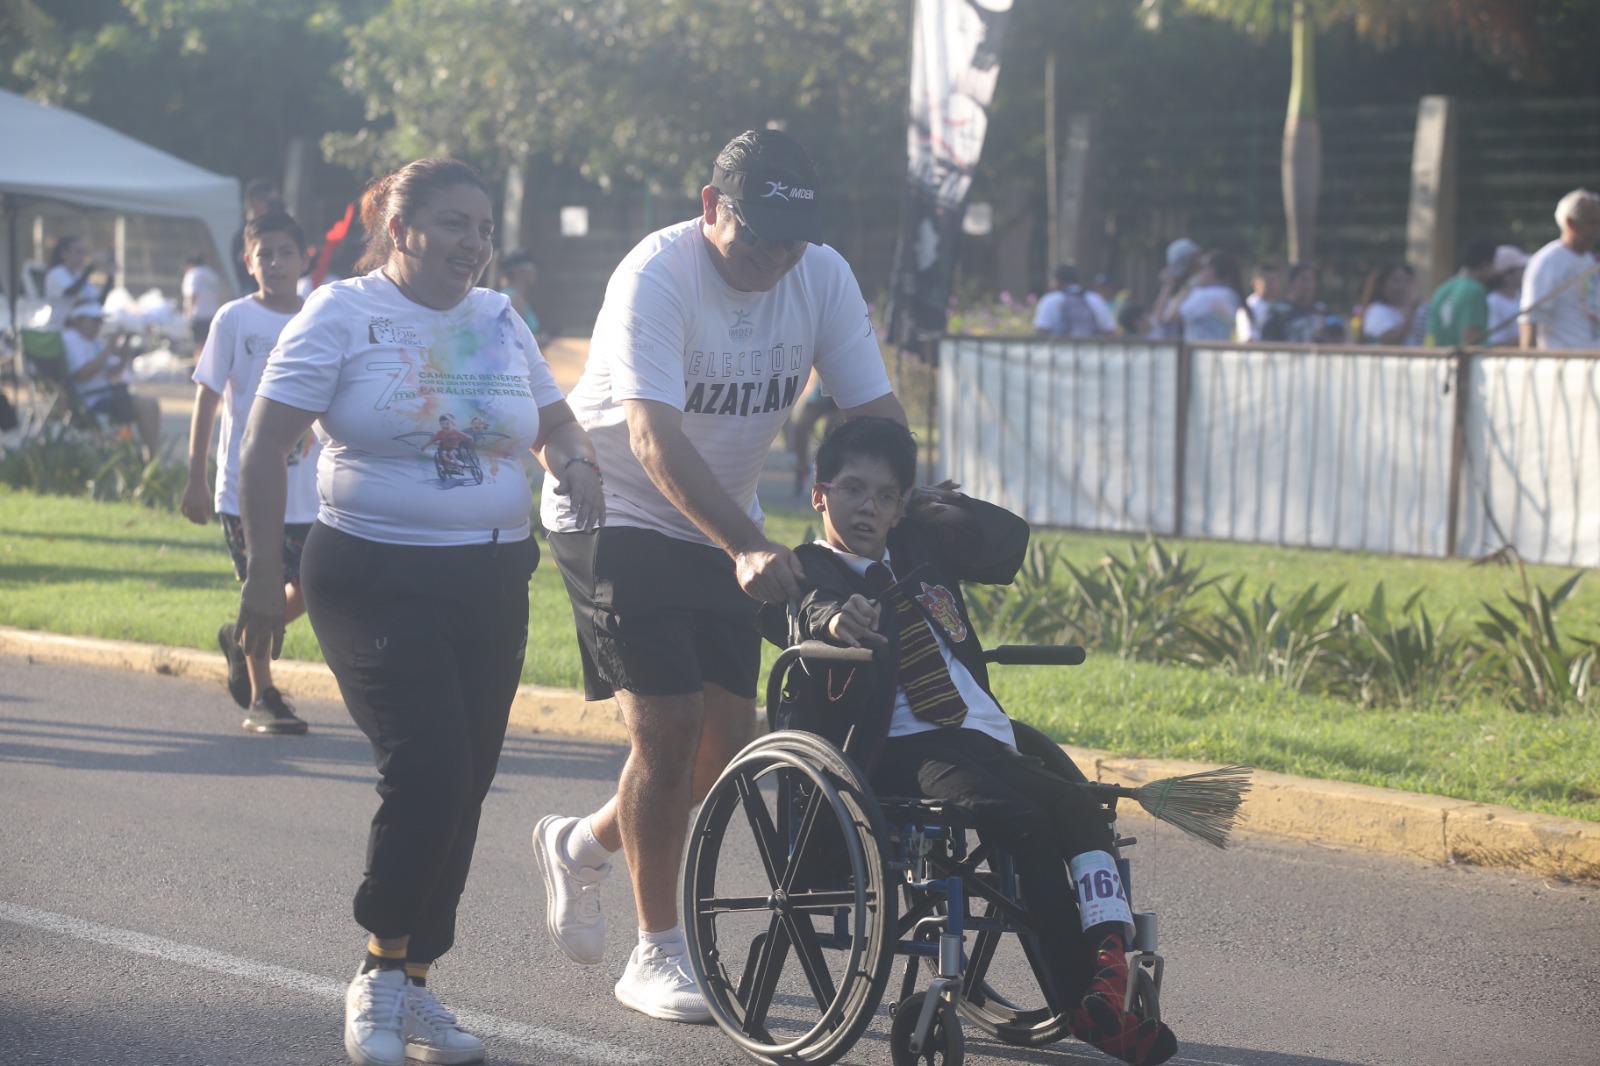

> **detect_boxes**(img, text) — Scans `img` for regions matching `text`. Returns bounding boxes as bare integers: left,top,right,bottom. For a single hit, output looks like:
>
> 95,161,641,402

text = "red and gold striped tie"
867,562,967,727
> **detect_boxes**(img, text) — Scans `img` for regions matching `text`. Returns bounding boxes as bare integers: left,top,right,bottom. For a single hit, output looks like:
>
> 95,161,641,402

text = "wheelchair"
684,640,1165,1066
433,440,484,485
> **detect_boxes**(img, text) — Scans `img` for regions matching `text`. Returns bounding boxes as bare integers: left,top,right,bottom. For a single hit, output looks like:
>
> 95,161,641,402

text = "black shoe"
242,688,308,735
217,623,251,710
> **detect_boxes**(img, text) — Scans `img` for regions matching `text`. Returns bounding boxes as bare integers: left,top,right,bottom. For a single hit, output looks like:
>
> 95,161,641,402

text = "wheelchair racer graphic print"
394,411,508,488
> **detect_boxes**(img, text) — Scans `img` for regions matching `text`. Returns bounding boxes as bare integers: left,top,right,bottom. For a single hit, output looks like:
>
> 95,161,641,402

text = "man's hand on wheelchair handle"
826,594,887,649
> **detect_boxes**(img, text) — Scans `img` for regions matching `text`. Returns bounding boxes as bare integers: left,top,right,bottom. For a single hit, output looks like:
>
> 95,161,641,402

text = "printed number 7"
368,361,409,411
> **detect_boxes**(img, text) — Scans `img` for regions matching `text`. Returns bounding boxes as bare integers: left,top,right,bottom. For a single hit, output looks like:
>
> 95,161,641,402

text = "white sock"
638,926,686,954
562,816,615,869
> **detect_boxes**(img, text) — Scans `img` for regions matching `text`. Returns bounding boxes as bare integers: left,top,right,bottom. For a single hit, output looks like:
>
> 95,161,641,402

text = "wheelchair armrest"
983,644,1086,666
788,640,877,665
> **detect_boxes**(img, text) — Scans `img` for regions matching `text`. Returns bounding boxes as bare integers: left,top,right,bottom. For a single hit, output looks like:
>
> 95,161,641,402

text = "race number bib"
1068,851,1134,932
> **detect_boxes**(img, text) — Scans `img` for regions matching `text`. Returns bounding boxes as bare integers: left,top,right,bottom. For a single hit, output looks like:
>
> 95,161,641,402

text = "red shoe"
1068,930,1177,1066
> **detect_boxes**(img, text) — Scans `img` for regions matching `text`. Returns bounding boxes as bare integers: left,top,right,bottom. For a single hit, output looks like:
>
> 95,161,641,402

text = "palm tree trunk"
1281,0,1321,263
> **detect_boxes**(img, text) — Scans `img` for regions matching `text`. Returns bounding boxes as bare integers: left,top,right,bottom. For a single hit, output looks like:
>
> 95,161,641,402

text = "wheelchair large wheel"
685,732,896,1066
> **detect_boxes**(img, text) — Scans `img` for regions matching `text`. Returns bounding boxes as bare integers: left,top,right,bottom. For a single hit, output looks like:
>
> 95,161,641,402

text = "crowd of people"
1034,187,1600,353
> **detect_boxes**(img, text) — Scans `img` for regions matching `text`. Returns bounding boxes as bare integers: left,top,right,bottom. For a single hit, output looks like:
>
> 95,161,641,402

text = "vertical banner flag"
888,0,1012,347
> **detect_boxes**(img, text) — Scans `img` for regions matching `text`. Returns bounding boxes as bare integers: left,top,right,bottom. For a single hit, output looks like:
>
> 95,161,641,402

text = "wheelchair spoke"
779,781,828,894
698,894,776,915
786,889,872,912
781,912,839,1016
962,922,1002,997
734,769,786,891
739,913,791,1037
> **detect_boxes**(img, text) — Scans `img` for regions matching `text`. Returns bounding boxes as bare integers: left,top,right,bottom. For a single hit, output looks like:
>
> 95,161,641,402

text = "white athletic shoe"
532,814,610,965
613,942,712,1023
344,967,407,1066
403,983,485,1064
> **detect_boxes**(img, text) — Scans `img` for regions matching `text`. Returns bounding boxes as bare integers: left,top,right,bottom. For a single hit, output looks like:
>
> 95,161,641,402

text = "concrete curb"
4,624,1597,884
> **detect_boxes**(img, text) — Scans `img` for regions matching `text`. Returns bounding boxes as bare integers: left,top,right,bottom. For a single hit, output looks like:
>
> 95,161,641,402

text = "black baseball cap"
710,129,823,245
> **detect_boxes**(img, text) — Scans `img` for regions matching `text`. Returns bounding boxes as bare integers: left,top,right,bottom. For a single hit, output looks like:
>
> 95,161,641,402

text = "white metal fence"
937,336,1600,566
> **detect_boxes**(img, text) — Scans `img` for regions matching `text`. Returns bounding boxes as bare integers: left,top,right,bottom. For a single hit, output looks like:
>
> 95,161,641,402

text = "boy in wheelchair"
778,416,1176,1066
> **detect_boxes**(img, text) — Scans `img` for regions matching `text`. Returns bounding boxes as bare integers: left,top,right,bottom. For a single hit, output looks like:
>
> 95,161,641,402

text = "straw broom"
1087,765,1253,849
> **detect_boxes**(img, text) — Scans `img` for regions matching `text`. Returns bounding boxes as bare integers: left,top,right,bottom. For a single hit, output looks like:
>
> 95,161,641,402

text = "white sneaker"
532,814,610,965
403,983,485,1064
613,942,712,1023
344,967,406,1066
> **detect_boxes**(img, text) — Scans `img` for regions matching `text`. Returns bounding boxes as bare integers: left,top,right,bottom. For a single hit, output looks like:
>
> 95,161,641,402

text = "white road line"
0,901,653,1065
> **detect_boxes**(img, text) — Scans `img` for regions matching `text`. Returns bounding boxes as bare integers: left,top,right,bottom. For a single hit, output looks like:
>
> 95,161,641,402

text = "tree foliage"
2,0,370,180
326,0,910,199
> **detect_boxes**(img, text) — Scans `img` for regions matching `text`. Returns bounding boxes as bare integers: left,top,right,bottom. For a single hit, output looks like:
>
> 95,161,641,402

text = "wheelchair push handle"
983,644,1086,666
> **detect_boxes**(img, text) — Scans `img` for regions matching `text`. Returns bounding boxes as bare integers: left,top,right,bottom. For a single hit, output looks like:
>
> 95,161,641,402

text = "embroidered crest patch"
915,581,968,644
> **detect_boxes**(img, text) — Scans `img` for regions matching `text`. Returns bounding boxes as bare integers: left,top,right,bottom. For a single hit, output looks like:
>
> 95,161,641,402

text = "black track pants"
300,521,537,962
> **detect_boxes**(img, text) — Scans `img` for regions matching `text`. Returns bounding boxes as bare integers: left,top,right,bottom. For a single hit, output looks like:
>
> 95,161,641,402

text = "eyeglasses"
816,481,904,509
727,201,804,252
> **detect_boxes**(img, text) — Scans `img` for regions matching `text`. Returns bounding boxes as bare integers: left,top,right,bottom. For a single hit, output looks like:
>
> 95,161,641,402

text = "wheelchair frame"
684,641,1164,1066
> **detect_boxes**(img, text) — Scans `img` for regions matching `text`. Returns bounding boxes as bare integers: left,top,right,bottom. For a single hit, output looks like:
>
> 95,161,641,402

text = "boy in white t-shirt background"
181,211,317,735
181,252,225,352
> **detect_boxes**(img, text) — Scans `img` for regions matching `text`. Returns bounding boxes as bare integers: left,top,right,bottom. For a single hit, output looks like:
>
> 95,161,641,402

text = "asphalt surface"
1,654,1597,1066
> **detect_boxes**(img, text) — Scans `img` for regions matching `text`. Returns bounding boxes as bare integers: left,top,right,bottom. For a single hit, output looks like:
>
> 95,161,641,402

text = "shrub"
966,540,1077,645
1184,579,1345,691
0,426,186,510
1335,584,1470,708
1061,536,1216,660
1470,564,1597,714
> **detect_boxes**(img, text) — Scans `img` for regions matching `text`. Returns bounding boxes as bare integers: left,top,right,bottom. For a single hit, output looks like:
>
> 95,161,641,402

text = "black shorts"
548,526,761,702
220,512,313,584
81,384,136,424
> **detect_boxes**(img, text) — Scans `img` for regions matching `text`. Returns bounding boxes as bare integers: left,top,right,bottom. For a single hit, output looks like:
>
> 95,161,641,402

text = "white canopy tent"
0,87,241,336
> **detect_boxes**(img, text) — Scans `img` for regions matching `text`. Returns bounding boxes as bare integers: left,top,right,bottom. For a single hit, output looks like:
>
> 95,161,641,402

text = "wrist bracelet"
563,455,602,478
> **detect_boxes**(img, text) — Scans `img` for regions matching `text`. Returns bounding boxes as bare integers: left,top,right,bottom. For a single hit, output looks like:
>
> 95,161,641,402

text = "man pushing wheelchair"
775,416,1178,1065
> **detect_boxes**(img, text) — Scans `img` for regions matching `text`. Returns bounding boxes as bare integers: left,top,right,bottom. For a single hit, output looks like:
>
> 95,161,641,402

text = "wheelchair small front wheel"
890,992,964,1066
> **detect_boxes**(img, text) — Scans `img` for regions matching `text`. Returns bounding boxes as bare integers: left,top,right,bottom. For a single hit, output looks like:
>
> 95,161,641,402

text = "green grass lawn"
3,487,1597,821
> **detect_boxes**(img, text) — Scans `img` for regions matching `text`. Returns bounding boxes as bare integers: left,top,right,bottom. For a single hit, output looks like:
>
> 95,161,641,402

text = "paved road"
1,655,1596,1066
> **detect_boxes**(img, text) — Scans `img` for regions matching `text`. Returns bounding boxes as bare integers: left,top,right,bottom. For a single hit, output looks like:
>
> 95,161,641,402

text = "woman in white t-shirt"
1163,250,1245,342
43,235,107,331
236,157,603,1066
1358,263,1424,346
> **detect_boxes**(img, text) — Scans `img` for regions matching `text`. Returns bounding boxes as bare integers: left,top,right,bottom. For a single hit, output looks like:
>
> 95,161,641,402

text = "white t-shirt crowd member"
1177,284,1242,342
44,264,101,331
183,264,224,322
1360,301,1424,346
1486,290,1521,346
260,272,565,546
61,327,119,396
1520,240,1600,350
541,218,892,546
1032,286,1113,338
193,296,321,523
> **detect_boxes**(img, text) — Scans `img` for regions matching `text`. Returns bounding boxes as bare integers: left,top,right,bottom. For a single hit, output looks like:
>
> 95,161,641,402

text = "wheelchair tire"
890,992,964,1066
685,732,896,1066
1131,964,1160,1024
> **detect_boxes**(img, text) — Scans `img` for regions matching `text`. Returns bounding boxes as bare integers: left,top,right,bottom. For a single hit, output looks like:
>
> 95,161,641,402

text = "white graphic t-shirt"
192,296,319,522
258,272,565,547
1521,239,1600,350
541,218,892,545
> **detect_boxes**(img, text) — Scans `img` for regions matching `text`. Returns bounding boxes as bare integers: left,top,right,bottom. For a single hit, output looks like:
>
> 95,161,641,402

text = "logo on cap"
762,180,814,203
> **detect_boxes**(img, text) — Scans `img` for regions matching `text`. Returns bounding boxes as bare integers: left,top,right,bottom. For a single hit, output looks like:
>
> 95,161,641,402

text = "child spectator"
1239,261,1284,341
778,417,1177,1066
180,211,317,735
